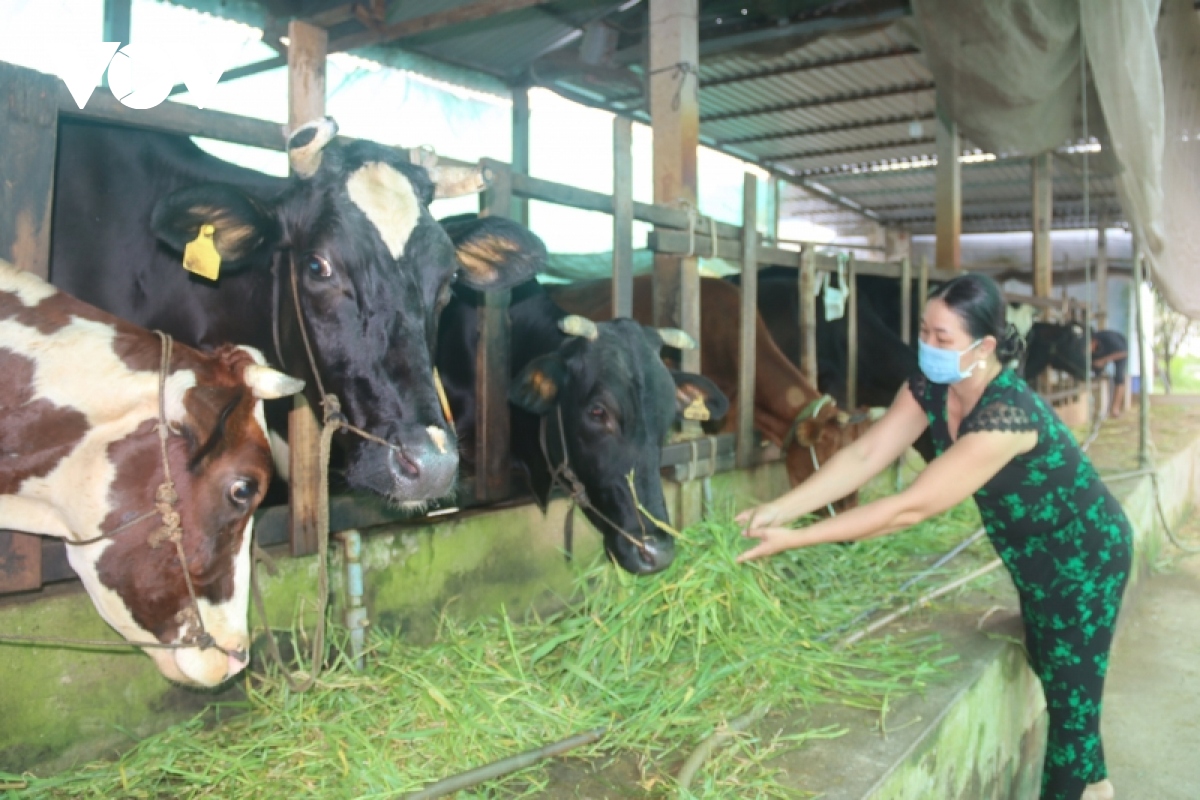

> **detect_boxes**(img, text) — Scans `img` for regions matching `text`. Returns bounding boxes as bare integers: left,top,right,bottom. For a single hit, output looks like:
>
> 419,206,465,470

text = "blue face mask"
918,339,983,384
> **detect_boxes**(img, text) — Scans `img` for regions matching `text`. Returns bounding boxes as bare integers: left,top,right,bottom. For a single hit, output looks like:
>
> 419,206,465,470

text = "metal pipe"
404,727,607,799
339,529,368,670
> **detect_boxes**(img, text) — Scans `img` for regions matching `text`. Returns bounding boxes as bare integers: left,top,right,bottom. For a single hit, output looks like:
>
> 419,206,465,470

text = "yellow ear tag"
683,394,710,421
183,224,221,281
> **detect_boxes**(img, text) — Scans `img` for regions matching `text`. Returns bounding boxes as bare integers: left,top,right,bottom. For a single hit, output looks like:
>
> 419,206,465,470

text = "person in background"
1091,330,1128,418
736,273,1130,800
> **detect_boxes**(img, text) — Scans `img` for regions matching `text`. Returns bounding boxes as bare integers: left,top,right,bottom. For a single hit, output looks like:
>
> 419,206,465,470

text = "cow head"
1024,321,1088,382
781,394,853,493
57,344,300,687
150,118,537,506
511,316,728,574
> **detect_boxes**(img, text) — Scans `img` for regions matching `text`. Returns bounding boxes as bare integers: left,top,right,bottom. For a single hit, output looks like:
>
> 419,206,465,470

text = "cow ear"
510,354,567,415
671,371,729,423
441,215,546,290
151,185,281,272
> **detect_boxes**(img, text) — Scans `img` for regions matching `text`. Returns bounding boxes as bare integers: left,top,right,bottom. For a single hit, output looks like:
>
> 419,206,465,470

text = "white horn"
433,164,489,198
288,117,339,179
559,315,599,341
407,145,438,171
244,364,306,400
657,328,696,350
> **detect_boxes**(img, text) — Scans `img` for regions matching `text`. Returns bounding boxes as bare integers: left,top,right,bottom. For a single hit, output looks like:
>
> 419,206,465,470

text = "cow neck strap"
538,406,652,562
4,334,235,657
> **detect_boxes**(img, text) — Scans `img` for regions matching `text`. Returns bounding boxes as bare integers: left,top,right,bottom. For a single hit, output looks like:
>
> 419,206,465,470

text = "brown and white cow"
0,260,303,687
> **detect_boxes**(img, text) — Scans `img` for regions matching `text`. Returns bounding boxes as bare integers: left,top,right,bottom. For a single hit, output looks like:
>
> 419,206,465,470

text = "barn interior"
1,0,1199,796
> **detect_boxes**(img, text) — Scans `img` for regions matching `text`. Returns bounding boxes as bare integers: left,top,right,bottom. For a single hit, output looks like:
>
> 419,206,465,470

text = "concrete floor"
1104,528,1200,800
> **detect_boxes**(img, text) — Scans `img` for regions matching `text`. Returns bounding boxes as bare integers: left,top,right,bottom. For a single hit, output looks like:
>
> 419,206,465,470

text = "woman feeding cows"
736,273,1130,800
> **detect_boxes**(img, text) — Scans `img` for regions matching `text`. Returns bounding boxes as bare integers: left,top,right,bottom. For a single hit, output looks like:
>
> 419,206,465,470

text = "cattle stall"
1,0,1163,792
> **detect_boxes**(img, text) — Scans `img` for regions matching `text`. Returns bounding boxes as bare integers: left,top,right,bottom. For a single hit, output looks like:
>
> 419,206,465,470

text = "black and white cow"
1,260,302,686
49,117,536,506
435,218,728,574
1024,321,1089,382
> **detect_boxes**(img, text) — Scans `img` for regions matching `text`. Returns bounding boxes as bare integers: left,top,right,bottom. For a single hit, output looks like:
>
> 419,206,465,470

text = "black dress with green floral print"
909,367,1132,800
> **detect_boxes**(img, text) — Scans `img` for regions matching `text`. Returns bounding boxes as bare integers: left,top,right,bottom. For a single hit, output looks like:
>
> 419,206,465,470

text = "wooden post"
1132,248,1150,468
612,115,634,318
103,0,131,45
900,255,913,346
649,0,700,374
287,20,327,557
846,253,859,410
766,176,781,245
1095,211,1109,330
918,255,930,327
934,104,961,271
0,64,59,592
799,247,818,387
511,85,530,227
736,174,758,469
477,164,514,502
1031,152,1054,306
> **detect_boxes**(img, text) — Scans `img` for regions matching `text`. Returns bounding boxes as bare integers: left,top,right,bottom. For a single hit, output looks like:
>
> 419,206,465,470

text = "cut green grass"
11,497,989,800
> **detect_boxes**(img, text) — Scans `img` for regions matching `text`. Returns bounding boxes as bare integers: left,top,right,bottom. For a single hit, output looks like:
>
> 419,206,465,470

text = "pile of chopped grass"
12,498,987,799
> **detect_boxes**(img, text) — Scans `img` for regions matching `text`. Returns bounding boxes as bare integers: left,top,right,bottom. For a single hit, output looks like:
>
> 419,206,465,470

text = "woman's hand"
736,526,804,563
734,502,786,530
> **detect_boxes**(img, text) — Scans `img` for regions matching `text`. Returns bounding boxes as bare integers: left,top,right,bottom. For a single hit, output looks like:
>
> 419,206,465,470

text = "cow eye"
306,254,333,279
228,478,257,507
588,405,608,422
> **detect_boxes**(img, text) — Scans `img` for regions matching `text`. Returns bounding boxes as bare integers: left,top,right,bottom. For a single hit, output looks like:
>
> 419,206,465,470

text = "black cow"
436,218,728,574
1023,322,1089,382
49,117,536,506
730,267,934,461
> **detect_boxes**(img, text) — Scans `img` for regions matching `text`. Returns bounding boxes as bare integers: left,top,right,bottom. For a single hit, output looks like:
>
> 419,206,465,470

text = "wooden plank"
1031,152,1054,304
736,174,758,469
766,176,780,245
510,171,742,239
331,0,555,52
934,105,961,271
475,289,513,502
477,166,514,502
612,115,635,318
799,247,819,387
0,63,58,280
511,85,530,227
649,0,700,374
846,254,859,410
286,19,327,558
0,63,58,590
0,532,42,595
900,255,912,346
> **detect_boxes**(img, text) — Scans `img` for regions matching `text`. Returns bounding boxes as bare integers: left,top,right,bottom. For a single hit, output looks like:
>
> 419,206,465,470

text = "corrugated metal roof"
167,0,1124,239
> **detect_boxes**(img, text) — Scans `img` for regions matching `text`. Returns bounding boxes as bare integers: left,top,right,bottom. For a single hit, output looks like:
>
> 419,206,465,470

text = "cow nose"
632,539,674,575
226,649,249,678
388,447,421,480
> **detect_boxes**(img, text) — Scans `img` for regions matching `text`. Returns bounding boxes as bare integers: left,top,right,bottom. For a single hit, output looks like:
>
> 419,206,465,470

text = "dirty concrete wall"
0,462,790,774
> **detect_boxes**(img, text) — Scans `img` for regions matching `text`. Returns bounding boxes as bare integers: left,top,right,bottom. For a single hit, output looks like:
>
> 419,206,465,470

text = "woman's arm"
737,427,1036,562
735,384,930,528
